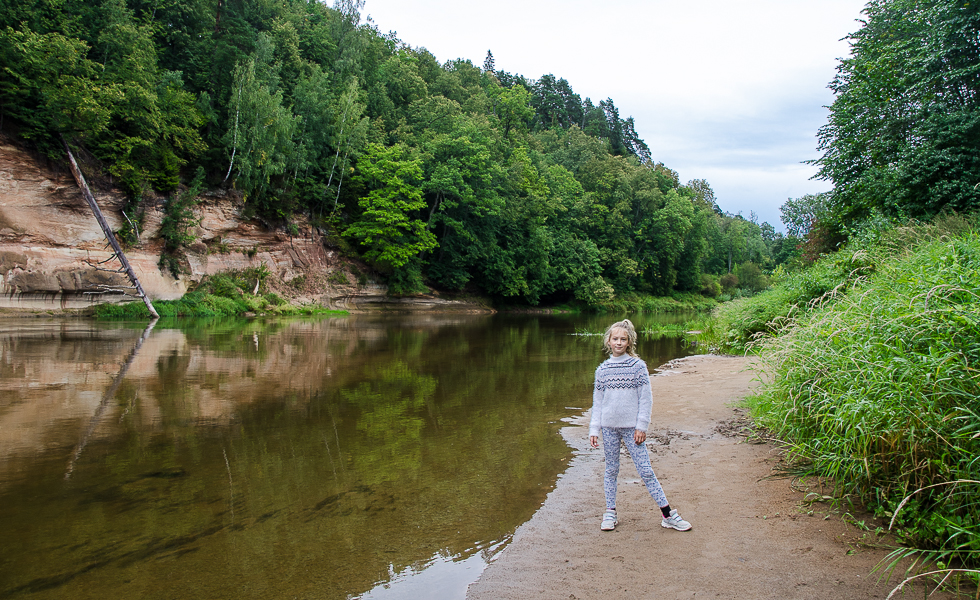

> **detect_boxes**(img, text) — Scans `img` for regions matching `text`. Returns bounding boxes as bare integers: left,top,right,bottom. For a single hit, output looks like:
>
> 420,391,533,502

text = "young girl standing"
589,319,692,532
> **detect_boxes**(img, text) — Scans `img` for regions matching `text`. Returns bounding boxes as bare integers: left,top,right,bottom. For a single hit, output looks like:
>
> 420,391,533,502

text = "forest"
0,0,792,305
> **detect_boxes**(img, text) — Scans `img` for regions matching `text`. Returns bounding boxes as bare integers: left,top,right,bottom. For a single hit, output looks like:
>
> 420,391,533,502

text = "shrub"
158,167,205,277
699,273,721,297
386,262,427,296
735,262,769,292
264,292,286,306
328,270,349,284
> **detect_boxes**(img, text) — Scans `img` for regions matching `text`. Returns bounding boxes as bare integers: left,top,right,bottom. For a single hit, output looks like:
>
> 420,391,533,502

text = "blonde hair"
601,319,639,357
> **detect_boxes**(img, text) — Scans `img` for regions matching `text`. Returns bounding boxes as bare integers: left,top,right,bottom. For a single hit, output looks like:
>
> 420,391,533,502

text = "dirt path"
467,354,955,600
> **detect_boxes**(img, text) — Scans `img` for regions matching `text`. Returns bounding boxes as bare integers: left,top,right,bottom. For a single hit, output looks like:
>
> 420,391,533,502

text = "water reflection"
65,318,158,481
0,314,696,599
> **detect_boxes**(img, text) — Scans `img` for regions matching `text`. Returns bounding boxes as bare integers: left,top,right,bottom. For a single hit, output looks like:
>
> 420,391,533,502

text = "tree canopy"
813,0,980,232
0,0,787,304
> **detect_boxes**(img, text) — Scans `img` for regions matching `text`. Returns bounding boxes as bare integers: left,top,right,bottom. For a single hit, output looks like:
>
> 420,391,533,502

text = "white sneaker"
661,509,692,531
600,510,618,531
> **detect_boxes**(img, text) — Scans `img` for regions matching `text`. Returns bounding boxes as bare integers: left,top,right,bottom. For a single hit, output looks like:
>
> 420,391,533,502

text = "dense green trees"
344,142,435,272
814,0,980,232
0,0,785,304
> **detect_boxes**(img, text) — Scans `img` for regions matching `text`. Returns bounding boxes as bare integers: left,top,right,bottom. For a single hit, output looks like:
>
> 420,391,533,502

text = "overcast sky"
360,0,869,230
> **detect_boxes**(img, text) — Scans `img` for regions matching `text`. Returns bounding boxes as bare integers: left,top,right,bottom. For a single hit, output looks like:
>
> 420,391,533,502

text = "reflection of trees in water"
342,360,435,477
220,321,590,596
3,315,681,600
190,315,600,596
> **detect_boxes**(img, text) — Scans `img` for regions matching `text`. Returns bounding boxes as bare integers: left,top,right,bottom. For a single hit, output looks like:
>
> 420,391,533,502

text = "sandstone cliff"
0,139,488,313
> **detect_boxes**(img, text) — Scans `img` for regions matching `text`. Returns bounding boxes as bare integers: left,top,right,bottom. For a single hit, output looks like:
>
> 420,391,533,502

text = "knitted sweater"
589,353,653,437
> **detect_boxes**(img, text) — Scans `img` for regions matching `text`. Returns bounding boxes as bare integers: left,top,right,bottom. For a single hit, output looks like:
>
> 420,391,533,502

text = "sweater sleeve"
635,361,653,432
589,366,603,437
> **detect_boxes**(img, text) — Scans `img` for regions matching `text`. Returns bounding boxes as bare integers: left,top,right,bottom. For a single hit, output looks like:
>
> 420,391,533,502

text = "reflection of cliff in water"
0,315,480,472
2,314,678,600
0,316,376,479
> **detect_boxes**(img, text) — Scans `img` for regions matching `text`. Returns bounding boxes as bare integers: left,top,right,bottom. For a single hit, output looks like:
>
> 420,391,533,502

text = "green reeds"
640,323,687,339
747,229,980,571
593,292,717,314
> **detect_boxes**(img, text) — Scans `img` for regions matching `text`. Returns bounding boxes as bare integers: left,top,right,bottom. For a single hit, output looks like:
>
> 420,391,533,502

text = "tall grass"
714,214,978,351
640,323,688,339
746,229,980,569
593,291,717,314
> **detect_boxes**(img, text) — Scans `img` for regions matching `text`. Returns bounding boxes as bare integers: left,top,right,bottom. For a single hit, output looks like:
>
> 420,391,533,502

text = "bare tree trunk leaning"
60,135,160,319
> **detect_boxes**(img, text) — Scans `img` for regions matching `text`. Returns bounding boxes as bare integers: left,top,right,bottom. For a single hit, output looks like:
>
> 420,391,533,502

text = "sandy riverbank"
466,354,957,600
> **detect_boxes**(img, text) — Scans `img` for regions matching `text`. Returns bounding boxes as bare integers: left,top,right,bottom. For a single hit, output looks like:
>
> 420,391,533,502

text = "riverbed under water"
0,313,700,599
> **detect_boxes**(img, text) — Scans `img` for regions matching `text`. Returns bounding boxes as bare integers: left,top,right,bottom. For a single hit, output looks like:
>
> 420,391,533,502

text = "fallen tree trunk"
60,135,160,319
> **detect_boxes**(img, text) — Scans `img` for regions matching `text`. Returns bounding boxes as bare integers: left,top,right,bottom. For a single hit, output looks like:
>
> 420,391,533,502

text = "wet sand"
467,354,957,600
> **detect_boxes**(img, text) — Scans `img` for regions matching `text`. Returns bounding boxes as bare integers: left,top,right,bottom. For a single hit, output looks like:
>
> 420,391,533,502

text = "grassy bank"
740,219,980,571
95,268,345,318
496,291,716,315
591,291,717,314
711,215,977,351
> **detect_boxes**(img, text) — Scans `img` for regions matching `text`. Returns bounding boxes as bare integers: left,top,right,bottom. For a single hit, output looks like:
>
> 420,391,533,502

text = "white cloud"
363,0,867,230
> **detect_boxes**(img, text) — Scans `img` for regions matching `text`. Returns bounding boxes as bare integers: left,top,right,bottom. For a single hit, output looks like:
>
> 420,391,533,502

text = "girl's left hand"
633,430,646,445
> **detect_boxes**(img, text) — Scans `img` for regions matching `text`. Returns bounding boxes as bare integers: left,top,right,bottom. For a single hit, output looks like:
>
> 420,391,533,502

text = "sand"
466,354,959,600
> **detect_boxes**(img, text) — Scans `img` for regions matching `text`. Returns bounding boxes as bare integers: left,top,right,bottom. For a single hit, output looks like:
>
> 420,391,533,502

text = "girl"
589,319,692,532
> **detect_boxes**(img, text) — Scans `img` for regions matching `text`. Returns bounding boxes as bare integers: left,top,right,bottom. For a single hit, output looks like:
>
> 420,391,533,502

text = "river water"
0,313,699,599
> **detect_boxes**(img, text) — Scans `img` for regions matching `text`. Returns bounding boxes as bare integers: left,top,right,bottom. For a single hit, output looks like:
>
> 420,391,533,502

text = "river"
0,313,699,599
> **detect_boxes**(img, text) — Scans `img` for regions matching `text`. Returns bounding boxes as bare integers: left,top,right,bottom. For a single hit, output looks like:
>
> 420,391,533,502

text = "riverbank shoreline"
466,354,956,600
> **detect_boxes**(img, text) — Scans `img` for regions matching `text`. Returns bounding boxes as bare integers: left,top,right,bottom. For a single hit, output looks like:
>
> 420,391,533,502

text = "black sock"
661,505,672,518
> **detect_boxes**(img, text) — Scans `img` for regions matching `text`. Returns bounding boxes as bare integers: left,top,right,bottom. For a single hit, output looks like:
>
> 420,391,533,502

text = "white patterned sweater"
589,353,653,437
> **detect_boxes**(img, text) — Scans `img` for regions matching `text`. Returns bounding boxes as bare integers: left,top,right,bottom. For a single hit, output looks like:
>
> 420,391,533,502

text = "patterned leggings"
601,426,669,510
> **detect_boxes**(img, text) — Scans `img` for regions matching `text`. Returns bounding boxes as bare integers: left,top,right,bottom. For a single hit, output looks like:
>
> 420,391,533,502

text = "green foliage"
714,215,976,351
327,270,349,284
0,27,116,152
492,83,534,137
95,266,338,318
735,262,768,293
0,0,783,309
385,260,427,296
158,167,205,277
592,291,717,314
639,322,689,340
223,40,303,213
815,0,980,230
0,1,205,194
715,248,875,350
719,272,739,292
747,224,980,565
781,192,832,238
343,143,436,269
699,273,721,297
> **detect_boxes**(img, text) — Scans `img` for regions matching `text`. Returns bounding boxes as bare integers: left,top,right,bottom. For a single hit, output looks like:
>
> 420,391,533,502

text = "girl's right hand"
589,435,599,448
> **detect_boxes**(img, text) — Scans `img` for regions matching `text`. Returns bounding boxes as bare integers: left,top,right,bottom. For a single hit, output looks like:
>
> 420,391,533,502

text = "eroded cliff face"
0,140,343,310
0,140,175,309
0,140,489,313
